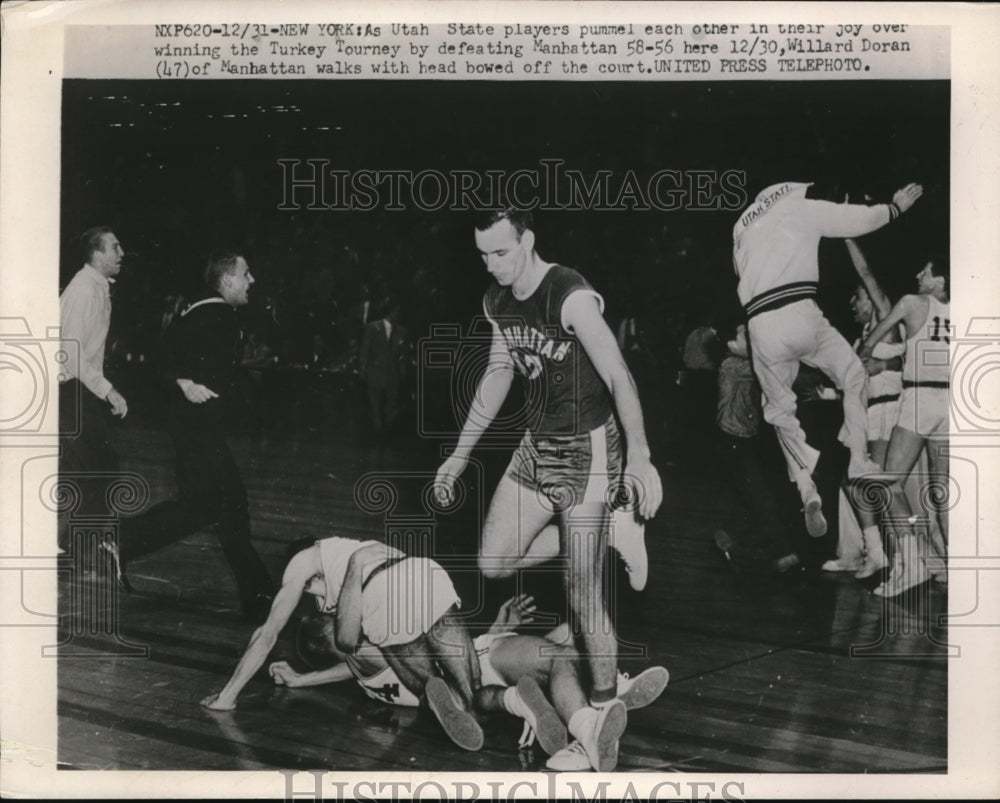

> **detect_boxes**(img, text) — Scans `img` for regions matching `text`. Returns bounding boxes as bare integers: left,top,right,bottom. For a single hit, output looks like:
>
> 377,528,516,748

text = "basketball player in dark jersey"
434,208,663,769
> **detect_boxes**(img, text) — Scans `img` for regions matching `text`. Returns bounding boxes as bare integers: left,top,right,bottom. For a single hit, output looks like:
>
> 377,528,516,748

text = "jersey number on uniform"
372,683,400,703
510,348,543,379
930,316,951,343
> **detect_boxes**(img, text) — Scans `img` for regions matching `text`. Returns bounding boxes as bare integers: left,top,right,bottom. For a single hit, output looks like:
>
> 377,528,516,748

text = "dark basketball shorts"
505,415,626,511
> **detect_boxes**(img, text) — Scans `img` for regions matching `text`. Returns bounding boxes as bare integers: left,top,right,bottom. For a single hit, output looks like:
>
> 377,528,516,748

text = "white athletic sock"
567,707,598,743
502,687,531,720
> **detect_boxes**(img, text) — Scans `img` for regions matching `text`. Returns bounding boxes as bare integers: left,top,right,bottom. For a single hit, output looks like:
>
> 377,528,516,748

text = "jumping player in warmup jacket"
434,208,663,770
861,258,950,597
272,594,669,772
732,181,923,538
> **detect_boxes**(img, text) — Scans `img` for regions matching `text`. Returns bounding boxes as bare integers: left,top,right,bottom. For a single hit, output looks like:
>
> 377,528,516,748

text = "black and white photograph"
1,3,998,800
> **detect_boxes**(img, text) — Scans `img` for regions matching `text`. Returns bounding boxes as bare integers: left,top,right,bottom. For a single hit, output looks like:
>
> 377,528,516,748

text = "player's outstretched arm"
564,292,663,520
435,326,514,504
845,238,893,320
814,183,923,239
201,553,312,710
269,660,354,688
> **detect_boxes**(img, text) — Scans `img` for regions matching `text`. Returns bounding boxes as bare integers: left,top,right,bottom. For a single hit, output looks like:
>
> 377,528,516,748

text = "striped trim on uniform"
361,556,407,591
868,393,901,407
744,281,818,319
582,420,610,505
902,380,949,389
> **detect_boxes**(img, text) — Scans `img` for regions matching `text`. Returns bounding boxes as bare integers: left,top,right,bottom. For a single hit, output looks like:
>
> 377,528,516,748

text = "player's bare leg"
473,636,568,756
487,632,628,772
381,639,436,697
856,438,892,578
547,634,627,773
923,437,949,581
424,610,481,708
875,426,931,597
561,502,617,700
479,475,559,579
383,620,484,751
830,435,895,576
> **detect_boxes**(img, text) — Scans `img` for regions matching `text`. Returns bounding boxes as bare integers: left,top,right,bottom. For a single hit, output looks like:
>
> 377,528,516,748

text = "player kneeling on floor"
201,536,484,751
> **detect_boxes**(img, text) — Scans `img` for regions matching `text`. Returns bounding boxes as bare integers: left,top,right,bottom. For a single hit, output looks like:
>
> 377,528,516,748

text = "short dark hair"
296,613,340,670
928,255,950,294
204,250,244,291
80,226,114,264
474,207,533,237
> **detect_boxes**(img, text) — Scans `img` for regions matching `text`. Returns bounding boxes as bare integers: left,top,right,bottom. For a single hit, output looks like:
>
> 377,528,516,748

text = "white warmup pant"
748,300,868,483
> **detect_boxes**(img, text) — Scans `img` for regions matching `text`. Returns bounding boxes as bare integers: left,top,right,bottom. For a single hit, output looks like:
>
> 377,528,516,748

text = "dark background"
61,78,948,368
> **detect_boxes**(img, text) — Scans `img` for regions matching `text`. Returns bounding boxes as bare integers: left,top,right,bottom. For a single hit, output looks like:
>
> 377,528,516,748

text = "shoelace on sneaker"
546,740,592,771
517,720,536,749
549,740,588,762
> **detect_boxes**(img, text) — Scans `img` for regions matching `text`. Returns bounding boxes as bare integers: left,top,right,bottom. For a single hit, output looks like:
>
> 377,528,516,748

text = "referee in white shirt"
59,226,129,508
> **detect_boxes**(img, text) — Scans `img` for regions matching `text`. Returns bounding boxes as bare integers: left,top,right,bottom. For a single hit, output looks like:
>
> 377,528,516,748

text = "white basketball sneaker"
616,667,669,710
610,506,648,590
547,699,627,772
546,740,591,771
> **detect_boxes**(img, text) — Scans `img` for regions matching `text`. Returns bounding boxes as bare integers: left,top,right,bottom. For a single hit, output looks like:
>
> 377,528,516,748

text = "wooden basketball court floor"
56,416,948,774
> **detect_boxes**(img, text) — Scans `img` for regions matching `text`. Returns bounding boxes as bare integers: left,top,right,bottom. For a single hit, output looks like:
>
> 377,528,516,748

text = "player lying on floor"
269,594,669,772
200,536,485,750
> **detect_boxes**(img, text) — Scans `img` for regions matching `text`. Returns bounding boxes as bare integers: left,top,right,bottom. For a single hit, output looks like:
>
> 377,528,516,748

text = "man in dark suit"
359,301,408,437
109,251,275,620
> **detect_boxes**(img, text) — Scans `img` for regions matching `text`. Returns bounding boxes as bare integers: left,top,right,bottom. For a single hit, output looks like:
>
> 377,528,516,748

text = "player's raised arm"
435,325,514,504
201,551,314,710
486,594,537,635
563,292,663,520
813,183,923,239
845,238,894,320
